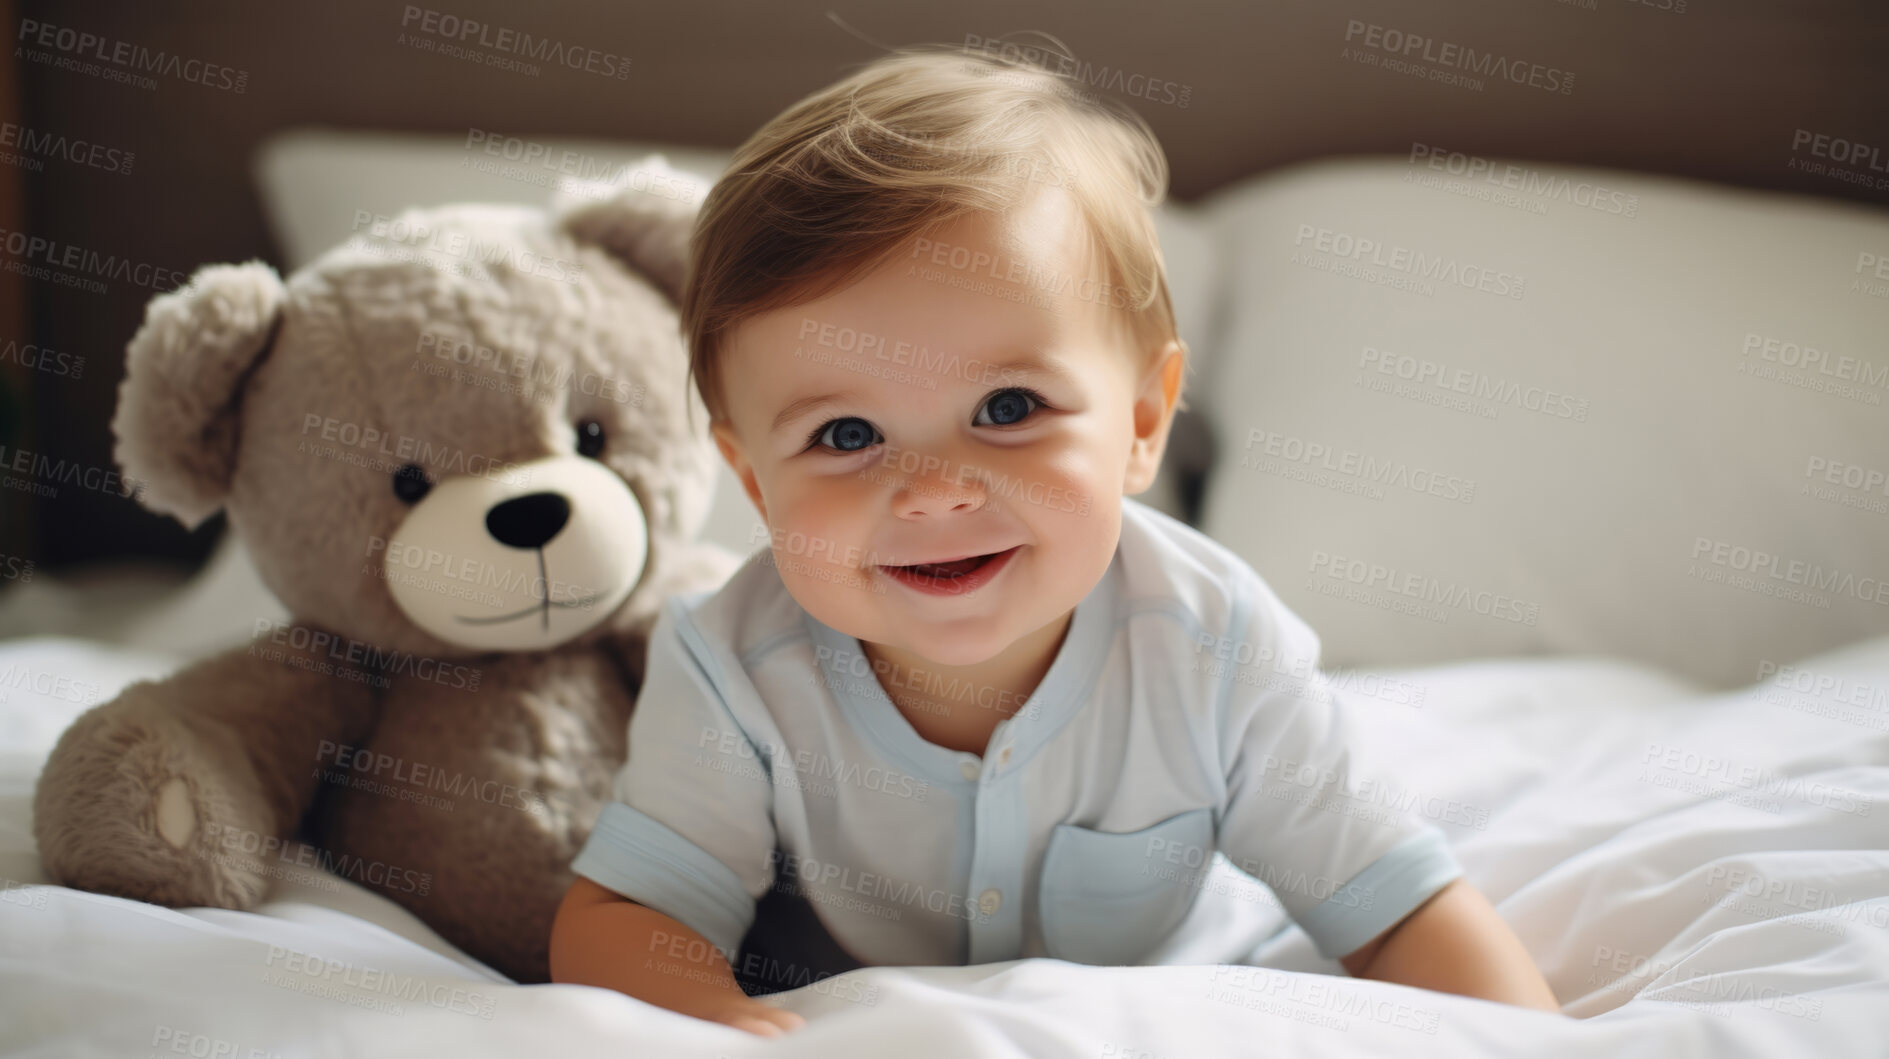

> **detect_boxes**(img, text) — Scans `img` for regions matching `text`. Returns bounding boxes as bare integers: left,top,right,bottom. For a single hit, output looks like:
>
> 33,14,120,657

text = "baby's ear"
556,153,710,304
112,261,286,530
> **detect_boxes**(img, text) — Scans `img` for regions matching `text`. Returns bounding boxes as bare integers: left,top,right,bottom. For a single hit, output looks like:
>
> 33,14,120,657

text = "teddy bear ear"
556,153,709,304
112,260,286,530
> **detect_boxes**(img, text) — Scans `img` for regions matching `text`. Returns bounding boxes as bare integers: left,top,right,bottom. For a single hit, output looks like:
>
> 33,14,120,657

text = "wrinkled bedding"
4,633,1887,1058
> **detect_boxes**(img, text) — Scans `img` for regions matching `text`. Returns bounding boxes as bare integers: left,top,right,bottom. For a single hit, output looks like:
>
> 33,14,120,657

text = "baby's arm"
550,876,805,1037
1338,878,1559,1012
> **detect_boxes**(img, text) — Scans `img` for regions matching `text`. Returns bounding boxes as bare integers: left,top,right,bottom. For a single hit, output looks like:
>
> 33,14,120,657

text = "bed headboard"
13,0,1889,576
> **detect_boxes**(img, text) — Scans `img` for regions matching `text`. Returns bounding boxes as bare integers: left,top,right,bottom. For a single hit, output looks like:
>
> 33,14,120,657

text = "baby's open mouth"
881,545,1021,582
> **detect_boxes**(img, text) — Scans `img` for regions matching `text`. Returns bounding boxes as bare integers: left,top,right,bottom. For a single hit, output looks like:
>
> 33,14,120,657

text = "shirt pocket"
1037,807,1215,966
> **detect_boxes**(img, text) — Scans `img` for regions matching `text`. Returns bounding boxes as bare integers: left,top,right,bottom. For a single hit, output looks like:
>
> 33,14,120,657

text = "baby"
550,44,1559,1035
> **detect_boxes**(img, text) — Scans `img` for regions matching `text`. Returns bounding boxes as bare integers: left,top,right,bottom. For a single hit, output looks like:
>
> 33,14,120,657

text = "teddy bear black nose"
485,492,572,550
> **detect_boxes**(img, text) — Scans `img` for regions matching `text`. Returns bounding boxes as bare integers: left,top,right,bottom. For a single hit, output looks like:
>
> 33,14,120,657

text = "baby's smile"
876,543,1026,597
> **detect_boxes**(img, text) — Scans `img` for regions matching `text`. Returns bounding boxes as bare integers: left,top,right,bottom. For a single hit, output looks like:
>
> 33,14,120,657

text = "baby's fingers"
717,1001,806,1037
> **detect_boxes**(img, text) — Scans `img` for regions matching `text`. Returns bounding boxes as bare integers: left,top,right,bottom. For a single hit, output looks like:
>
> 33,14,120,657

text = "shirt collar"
803,551,1122,787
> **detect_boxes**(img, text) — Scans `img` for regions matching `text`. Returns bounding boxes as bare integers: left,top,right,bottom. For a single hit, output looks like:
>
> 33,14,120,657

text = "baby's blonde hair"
679,41,1186,427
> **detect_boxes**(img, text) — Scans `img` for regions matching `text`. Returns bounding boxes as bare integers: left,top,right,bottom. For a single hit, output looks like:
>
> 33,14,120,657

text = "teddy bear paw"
153,777,198,848
34,705,278,911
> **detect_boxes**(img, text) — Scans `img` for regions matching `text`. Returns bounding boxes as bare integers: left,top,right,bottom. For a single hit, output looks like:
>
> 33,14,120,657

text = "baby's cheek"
1029,447,1108,521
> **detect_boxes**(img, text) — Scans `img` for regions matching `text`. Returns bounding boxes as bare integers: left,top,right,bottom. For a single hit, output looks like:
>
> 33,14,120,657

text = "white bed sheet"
3,633,1887,1057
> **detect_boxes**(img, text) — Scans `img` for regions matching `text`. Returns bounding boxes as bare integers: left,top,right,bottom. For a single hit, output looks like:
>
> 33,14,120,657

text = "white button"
960,758,980,781
978,888,1002,915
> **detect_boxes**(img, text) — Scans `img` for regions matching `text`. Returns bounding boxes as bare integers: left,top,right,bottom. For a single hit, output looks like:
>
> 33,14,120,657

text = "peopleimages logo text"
1344,20,1574,95
1294,225,1526,299
16,19,249,92
398,6,631,78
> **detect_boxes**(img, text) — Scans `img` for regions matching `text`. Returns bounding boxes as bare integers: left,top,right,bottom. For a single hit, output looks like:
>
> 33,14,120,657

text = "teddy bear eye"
392,463,432,504
576,419,606,459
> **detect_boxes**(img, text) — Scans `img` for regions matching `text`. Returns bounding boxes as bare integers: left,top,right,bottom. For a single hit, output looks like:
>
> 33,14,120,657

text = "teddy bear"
30,155,742,983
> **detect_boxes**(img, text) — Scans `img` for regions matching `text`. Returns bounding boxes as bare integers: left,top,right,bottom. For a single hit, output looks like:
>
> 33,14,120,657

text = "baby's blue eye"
974,388,1041,427
813,417,881,452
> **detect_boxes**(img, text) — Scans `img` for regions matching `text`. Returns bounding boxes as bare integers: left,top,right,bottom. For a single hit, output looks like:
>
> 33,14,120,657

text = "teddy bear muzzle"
373,454,647,651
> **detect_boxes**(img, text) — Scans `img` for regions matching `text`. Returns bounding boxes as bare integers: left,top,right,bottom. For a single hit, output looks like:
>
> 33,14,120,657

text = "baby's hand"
550,880,807,1036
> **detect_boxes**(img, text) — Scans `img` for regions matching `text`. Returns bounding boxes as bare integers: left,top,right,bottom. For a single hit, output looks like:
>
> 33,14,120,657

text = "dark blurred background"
3,0,1887,577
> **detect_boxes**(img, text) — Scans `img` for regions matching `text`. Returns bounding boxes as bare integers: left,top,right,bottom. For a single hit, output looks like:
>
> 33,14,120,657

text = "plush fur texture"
32,156,741,982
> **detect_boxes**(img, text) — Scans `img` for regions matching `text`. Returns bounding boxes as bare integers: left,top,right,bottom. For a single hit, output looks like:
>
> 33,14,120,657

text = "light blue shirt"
573,498,1463,968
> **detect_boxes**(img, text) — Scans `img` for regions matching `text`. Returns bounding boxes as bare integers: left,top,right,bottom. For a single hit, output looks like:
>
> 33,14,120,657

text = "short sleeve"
571,596,777,959
1213,577,1464,961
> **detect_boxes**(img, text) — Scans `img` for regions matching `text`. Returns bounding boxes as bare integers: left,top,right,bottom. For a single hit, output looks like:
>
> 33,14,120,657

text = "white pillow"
254,129,1221,555
1192,155,1888,688
254,129,734,270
